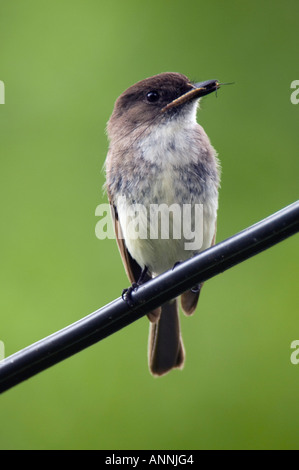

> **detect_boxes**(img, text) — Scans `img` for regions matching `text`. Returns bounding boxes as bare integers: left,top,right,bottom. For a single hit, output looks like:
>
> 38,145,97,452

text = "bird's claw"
122,282,139,307
191,283,202,293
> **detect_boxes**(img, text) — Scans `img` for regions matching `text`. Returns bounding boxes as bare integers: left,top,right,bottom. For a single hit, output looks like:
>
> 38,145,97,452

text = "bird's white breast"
116,109,218,276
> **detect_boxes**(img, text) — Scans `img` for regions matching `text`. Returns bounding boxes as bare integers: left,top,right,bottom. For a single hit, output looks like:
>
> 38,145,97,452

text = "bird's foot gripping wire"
122,267,148,307
122,283,139,307
190,283,202,294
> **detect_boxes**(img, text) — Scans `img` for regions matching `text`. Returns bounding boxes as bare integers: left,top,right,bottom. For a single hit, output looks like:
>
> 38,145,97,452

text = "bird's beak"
161,79,220,113
193,79,220,96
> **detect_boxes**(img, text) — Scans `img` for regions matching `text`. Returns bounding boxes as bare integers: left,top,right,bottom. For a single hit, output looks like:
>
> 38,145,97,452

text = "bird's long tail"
148,299,185,376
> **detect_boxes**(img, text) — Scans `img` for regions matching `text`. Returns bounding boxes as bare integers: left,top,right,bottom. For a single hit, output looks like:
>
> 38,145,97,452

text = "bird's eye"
146,91,160,103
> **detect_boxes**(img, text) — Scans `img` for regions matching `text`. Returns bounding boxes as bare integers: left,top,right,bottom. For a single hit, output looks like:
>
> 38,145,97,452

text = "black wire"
0,201,298,394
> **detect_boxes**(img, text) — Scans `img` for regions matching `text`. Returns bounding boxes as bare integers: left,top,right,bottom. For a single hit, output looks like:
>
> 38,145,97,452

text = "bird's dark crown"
114,72,194,116
107,73,198,140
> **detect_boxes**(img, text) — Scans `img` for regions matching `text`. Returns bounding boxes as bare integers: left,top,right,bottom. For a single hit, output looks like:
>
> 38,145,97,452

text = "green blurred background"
0,0,298,450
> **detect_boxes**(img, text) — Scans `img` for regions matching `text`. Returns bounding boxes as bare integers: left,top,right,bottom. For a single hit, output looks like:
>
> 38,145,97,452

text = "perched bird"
105,72,220,376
